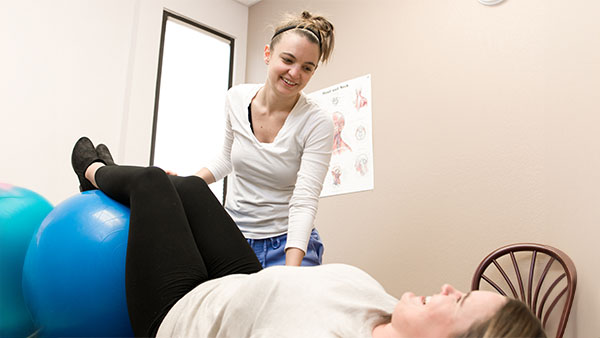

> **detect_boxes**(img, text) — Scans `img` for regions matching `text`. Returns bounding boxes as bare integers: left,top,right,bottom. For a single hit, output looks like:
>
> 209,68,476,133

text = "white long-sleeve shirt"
156,264,398,338
206,84,334,253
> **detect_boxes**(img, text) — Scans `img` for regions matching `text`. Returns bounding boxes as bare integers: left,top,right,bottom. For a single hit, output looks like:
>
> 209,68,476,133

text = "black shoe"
71,137,105,192
96,144,115,166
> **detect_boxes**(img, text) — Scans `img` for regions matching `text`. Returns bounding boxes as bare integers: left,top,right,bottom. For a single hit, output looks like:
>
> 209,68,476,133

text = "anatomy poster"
309,74,374,197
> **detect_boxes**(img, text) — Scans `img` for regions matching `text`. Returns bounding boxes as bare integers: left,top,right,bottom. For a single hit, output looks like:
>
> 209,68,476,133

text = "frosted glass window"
151,12,233,203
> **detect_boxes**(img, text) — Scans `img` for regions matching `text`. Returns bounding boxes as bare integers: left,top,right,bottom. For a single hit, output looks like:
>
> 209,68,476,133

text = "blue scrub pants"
246,229,324,268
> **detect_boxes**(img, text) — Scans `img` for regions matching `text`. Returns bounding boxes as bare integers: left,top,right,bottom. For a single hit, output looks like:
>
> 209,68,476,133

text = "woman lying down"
72,136,546,338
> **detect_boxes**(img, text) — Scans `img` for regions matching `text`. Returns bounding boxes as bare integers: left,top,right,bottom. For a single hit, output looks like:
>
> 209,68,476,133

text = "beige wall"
1,0,249,204
247,1,599,337
2,0,597,336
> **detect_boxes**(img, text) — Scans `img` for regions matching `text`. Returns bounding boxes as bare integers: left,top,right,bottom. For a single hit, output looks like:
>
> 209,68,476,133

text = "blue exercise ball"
22,190,134,337
0,183,53,338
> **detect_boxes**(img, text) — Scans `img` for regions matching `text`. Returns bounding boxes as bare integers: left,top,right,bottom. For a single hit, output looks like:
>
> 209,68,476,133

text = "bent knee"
170,175,213,200
180,175,210,193
131,167,170,191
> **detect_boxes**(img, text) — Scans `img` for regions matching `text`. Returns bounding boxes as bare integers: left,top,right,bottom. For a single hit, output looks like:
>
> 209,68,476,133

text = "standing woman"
194,11,335,267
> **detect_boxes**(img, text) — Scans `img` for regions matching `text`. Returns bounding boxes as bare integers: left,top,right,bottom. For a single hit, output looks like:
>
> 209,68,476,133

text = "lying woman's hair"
455,298,547,338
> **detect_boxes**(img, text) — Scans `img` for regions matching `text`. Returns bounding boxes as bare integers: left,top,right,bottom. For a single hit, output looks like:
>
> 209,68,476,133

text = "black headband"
271,25,322,50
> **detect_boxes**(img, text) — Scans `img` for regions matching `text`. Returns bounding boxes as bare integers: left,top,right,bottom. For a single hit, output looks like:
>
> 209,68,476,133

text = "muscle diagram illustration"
308,74,374,197
332,111,352,155
331,166,342,186
355,154,369,176
355,125,366,141
354,88,368,111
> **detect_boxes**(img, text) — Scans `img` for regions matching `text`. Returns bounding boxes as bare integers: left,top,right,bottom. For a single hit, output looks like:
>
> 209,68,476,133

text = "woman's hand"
284,248,305,266
164,169,178,176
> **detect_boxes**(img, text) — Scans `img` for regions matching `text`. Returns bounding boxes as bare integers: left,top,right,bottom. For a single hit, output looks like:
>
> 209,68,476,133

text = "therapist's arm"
284,115,333,268
195,167,216,184
285,248,305,266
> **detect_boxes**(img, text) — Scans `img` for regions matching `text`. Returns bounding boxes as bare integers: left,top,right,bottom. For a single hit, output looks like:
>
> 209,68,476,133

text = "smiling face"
391,284,506,338
263,31,320,99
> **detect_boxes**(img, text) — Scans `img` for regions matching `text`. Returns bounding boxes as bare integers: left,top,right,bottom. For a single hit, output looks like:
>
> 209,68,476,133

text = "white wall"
0,0,249,205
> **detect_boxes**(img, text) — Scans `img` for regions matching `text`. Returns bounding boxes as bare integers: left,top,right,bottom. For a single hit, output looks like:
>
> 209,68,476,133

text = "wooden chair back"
471,243,576,338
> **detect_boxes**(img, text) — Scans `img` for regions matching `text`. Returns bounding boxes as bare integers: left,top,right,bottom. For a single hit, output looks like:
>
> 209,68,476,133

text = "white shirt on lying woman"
156,264,397,337
206,83,334,254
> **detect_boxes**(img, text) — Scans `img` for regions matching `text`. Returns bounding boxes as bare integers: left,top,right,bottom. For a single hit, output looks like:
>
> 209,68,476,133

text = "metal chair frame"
471,243,576,338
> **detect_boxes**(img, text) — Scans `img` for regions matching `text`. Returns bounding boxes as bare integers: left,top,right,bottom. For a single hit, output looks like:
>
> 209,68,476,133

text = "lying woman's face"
391,284,506,338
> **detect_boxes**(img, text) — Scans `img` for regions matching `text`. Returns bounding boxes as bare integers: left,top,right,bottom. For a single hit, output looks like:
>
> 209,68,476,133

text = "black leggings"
94,165,262,337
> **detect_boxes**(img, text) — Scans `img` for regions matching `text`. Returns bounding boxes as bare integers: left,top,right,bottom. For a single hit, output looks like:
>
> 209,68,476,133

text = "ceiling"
233,0,262,7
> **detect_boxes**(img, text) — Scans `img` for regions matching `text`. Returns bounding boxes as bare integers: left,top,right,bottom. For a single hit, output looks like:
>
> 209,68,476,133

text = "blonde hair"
455,299,547,338
270,11,335,64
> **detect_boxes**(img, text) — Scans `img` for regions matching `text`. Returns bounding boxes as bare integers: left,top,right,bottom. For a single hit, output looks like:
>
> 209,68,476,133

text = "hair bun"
271,11,335,64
